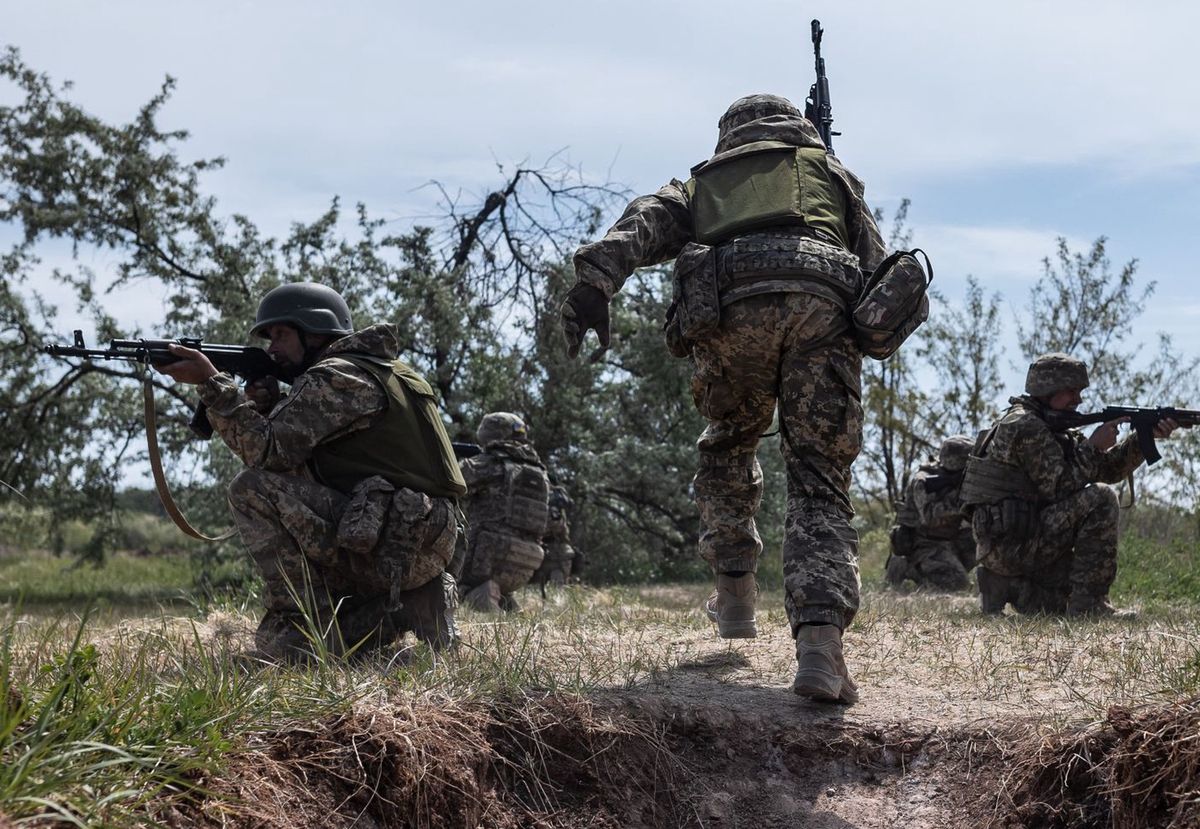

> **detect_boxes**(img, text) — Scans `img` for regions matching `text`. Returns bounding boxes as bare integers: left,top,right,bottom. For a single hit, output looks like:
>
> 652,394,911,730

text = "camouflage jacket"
900,463,969,540
571,114,885,300
198,324,398,475
543,484,573,546
985,396,1145,502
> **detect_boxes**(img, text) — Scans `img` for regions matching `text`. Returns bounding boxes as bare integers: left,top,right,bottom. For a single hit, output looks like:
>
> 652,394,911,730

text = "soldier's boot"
396,572,460,652
976,566,1015,615
704,573,758,639
793,624,858,705
462,579,502,613
499,592,520,613
1066,594,1137,620
884,554,911,588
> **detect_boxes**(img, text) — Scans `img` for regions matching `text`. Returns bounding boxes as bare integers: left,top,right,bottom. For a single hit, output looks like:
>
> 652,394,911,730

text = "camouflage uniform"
533,484,576,587
199,323,466,659
963,355,1145,614
457,413,550,611
570,95,885,634
886,437,976,591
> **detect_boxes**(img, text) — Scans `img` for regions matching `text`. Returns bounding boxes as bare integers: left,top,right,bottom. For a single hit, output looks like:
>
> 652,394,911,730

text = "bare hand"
245,376,281,414
1153,417,1181,439
1087,417,1128,451
155,343,219,385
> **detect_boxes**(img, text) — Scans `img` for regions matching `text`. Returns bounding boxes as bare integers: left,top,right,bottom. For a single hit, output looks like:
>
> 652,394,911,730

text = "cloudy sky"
7,0,1200,376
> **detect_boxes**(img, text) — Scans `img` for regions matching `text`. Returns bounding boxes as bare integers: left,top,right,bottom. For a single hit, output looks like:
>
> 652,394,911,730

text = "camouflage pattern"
717,94,803,139
457,440,550,598
199,324,460,658
1024,352,1089,396
534,484,575,586
691,294,866,630
938,435,974,471
972,395,1146,610
569,97,886,635
476,411,529,448
887,460,975,591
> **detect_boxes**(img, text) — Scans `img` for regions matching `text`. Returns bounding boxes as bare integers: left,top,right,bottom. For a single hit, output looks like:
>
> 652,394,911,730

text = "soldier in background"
563,94,886,704
886,435,976,591
533,480,576,589
457,412,550,612
961,353,1179,617
157,283,466,661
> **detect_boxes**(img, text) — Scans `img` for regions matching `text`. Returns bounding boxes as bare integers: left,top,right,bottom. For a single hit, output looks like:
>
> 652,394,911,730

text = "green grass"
0,552,197,606
1112,532,1200,606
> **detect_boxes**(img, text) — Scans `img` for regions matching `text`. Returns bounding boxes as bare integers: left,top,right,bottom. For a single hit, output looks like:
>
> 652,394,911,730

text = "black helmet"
250,282,354,339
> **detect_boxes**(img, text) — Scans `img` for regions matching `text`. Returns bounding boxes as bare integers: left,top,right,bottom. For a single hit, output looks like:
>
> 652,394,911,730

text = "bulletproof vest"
688,140,851,248
309,354,468,498
497,456,551,540
958,426,1039,506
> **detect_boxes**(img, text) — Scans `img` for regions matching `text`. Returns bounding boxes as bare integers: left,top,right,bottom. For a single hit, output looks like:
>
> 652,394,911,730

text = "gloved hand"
560,283,610,361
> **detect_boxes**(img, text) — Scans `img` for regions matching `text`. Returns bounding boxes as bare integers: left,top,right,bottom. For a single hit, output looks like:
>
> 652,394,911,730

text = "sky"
7,0,1200,385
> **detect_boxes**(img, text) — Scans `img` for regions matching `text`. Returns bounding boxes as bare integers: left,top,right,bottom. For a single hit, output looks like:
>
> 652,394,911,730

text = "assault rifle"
452,442,482,460
44,329,288,438
922,470,963,494
1044,405,1200,465
804,19,838,153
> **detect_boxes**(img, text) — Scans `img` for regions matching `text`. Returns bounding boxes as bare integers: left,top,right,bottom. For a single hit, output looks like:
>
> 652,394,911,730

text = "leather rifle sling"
142,371,236,542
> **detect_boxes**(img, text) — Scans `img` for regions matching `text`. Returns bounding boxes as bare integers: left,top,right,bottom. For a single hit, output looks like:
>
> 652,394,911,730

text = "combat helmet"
717,94,802,142
1025,353,1089,397
250,282,354,339
938,435,974,472
477,412,528,447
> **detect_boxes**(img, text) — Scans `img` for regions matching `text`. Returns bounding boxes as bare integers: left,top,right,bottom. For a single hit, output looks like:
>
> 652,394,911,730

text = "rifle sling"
142,373,236,542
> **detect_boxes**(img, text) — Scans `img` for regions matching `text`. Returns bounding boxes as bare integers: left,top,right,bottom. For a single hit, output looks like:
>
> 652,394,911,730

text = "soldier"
457,412,550,612
961,353,1179,616
157,282,467,661
886,435,977,591
563,94,886,704
533,480,576,588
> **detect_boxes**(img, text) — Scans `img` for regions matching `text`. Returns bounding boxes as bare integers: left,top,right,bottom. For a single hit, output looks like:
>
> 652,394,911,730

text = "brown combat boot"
395,572,460,651
462,579,502,613
793,624,858,705
704,573,758,638
1066,595,1137,620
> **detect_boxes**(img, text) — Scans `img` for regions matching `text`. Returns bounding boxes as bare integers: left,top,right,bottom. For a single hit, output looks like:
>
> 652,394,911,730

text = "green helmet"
938,435,974,472
717,94,802,142
1025,353,1089,397
250,282,354,339
477,412,528,447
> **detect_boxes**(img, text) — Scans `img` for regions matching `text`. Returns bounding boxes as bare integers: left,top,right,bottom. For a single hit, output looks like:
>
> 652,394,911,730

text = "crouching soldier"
457,413,550,612
886,435,977,591
533,481,576,588
158,282,467,661
960,353,1179,617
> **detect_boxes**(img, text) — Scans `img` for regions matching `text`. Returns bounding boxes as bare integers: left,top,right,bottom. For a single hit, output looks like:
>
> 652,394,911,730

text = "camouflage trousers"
227,468,459,658
886,533,976,591
974,483,1119,612
690,292,862,631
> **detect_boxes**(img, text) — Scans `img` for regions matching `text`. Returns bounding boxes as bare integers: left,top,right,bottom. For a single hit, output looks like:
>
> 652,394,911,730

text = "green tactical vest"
688,140,850,248
309,354,468,498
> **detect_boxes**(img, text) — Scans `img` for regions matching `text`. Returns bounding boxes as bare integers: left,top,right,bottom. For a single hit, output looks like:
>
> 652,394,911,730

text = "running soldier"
157,282,467,661
563,94,886,703
886,435,976,591
457,412,550,612
961,353,1179,616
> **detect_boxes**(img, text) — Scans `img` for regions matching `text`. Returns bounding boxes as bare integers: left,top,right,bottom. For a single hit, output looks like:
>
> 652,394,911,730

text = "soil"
154,587,1200,828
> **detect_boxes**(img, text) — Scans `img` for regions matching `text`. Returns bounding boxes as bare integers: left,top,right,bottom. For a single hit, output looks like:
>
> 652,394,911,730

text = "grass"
0,551,197,606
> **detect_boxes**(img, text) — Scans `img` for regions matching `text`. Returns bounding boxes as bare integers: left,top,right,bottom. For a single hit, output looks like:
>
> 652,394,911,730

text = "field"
3,542,1200,828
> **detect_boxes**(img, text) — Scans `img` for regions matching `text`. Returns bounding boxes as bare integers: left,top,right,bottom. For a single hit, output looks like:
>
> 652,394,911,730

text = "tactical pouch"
976,498,1038,542
853,248,932,360
337,475,395,555
663,299,690,358
476,530,545,593
672,242,721,343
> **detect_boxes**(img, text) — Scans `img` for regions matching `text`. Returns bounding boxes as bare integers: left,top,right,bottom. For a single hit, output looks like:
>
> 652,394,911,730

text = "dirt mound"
998,697,1200,829
155,688,1018,829
156,693,684,828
